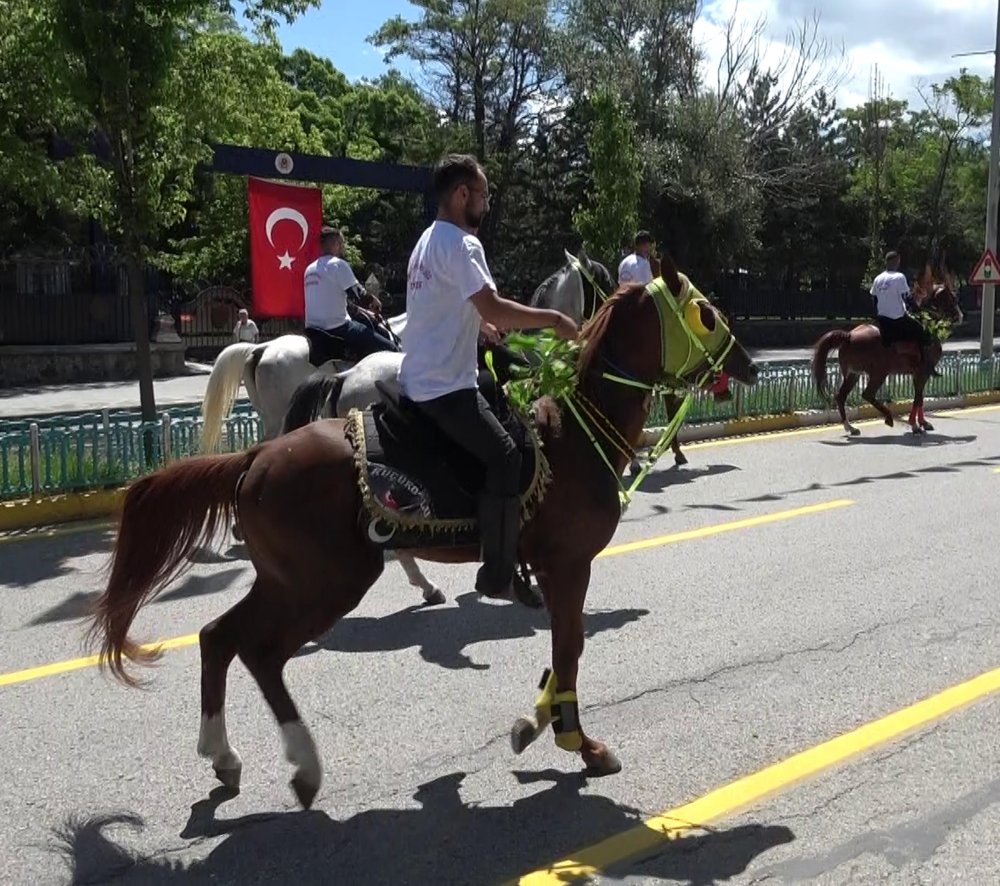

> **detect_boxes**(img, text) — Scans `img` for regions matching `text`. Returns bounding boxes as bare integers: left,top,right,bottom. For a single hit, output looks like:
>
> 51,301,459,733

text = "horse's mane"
577,283,647,378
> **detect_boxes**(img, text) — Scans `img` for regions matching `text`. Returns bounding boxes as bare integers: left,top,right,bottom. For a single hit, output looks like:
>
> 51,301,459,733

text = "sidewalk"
0,362,221,418
1,338,998,420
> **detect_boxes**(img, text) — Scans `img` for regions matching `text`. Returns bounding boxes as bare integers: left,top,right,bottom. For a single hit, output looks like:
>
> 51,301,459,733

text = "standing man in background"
233,308,259,343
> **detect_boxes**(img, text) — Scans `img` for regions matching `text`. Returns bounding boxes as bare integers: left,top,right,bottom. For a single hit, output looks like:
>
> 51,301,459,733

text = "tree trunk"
126,252,157,461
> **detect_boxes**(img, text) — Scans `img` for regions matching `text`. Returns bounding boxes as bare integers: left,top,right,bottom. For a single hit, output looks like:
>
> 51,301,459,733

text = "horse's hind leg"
237,566,382,809
861,371,894,427
836,373,861,436
198,594,254,790
394,551,446,606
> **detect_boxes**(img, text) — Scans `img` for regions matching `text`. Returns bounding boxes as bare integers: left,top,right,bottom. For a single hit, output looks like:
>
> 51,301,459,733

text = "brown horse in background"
84,254,759,810
811,267,964,436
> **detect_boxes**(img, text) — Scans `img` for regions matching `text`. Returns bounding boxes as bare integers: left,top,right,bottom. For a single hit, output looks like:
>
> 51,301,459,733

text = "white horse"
198,313,407,453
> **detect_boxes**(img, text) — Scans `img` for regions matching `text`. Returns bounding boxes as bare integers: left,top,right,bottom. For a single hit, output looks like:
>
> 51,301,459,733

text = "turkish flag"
247,176,323,318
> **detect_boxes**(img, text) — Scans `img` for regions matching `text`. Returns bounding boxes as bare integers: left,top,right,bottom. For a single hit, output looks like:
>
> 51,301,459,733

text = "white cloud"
693,0,995,111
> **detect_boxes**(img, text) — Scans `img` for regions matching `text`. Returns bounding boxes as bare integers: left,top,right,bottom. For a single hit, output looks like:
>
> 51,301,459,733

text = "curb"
3,391,1000,534
0,489,124,534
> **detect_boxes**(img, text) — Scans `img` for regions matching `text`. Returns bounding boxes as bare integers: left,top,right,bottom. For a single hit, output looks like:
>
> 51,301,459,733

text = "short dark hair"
320,225,342,244
433,154,483,201
635,230,653,246
885,250,900,264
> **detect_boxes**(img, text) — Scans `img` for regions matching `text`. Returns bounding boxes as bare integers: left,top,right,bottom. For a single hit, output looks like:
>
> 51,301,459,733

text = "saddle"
343,382,550,551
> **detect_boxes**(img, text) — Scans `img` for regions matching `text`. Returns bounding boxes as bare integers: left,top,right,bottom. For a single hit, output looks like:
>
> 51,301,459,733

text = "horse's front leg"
510,561,621,776
914,373,932,432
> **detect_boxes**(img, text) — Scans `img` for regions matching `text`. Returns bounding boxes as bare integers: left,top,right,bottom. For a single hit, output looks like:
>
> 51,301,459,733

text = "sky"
265,0,996,110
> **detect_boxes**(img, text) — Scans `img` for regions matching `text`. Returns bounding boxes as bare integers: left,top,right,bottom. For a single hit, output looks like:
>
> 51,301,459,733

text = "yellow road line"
0,634,198,688
598,499,852,558
0,499,853,689
509,662,1000,885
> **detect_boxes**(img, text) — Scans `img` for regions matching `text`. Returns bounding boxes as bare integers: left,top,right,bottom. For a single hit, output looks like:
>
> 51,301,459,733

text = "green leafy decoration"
501,330,582,414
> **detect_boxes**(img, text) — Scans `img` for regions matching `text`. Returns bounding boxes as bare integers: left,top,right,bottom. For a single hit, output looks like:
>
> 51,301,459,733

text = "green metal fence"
3,353,999,501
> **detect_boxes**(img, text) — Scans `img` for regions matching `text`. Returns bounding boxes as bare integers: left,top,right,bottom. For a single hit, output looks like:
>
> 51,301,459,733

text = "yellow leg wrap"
551,689,583,752
533,668,557,730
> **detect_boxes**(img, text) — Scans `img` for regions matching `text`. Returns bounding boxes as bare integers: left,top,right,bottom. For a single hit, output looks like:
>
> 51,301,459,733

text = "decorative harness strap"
563,254,736,509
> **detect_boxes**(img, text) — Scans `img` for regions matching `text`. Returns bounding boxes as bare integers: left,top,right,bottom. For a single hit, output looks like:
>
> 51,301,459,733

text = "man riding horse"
303,226,400,364
871,250,941,377
397,154,577,600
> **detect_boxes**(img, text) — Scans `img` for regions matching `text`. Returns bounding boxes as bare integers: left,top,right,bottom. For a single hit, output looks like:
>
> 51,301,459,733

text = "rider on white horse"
303,226,400,364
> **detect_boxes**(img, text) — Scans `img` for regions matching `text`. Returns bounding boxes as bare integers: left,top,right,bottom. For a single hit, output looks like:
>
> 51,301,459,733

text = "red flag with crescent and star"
247,176,323,318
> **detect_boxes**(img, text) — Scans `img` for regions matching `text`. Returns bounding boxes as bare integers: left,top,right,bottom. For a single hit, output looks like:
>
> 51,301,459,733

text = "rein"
562,254,735,509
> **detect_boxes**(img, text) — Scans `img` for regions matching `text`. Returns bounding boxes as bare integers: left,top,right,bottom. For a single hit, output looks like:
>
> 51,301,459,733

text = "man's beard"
465,207,485,229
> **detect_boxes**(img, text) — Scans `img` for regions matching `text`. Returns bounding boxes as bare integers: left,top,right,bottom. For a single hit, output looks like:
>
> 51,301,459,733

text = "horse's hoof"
213,765,242,792
291,774,319,810
511,717,539,755
583,747,623,777
922,421,934,432
674,452,688,467
849,427,861,437
422,587,447,606
912,425,925,436
629,460,642,476
884,417,894,428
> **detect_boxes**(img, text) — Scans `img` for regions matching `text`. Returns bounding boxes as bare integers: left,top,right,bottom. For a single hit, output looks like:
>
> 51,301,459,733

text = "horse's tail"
199,343,258,454
812,330,851,401
87,448,260,685
282,373,344,434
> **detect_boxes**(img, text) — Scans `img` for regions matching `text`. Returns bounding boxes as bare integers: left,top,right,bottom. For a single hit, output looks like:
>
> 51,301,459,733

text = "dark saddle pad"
303,327,355,367
344,383,550,550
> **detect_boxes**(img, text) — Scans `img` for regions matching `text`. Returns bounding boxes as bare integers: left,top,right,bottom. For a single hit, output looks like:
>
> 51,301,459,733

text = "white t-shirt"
618,253,653,286
870,270,909,320
398,220,495,402
303,255,360,330
234,319,259,342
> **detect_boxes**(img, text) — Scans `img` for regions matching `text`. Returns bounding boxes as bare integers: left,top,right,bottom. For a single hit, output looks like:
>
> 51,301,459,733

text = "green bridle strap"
556,257,738,511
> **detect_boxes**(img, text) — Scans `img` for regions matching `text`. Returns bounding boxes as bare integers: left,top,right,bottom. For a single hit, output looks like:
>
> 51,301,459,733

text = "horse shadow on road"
297,591,650,672
51,769,795,885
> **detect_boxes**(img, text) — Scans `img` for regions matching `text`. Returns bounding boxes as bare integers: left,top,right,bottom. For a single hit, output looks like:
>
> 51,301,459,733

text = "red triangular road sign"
971,248,1000,286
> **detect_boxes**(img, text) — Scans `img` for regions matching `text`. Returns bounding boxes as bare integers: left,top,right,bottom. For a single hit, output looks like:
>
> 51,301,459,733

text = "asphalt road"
2,405,1000,885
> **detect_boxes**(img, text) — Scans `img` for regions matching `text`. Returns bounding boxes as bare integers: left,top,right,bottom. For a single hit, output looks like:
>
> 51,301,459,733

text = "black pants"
304,322,397,365
877,314,933,348
412,388,520,496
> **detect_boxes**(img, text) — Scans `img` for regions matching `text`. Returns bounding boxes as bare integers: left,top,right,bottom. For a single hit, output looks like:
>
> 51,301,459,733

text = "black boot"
921,343,941,377
475,494,521,598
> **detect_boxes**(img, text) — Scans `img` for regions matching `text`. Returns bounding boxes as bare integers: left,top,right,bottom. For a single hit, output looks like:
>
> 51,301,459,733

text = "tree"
572,90,640,264
46,0,316,424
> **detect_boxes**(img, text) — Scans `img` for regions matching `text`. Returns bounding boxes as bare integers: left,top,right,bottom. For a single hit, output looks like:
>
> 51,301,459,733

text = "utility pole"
981,1,1000,359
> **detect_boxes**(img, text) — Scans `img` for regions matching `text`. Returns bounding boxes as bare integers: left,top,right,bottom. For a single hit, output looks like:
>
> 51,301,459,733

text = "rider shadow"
52,770,795,885
818,433,977,448
296,592,650,671
27,567,246,627
0,524,113,589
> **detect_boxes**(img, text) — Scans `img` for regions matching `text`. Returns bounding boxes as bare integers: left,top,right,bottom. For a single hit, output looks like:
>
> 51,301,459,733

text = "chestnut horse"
811,269,963,436
85,253,759,809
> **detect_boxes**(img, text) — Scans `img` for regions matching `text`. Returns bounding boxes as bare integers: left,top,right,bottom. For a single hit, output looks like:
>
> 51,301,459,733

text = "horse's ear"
659,250,684,298
577,246,591,269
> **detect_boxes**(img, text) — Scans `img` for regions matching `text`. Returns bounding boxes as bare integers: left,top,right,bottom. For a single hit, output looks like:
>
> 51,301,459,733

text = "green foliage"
502,331,582,413
572,90,641,263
